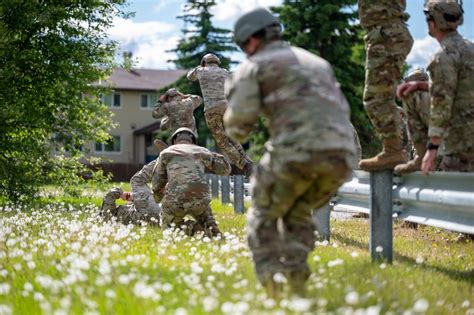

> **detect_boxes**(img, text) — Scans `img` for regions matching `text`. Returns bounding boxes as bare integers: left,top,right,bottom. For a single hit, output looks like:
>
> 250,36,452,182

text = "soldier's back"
160,144,210,202
197,65,229,110
164,100,197,134
246,41,355,154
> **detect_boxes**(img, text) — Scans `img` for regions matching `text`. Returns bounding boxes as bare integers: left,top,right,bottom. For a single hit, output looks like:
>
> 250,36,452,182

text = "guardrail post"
369,170,393,263
210,174,219,199
313,204,331,241
234,175,245,214
220,176,230,204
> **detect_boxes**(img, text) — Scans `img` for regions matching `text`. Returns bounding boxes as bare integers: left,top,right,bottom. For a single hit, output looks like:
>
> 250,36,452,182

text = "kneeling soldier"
152,128,231,236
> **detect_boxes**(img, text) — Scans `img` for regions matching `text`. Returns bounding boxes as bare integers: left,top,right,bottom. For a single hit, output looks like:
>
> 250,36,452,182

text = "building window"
101,93,121,108
95,135,121,153
140,93,157,109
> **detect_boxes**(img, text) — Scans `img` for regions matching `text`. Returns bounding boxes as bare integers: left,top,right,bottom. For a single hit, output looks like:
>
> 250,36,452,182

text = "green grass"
0,194,472,314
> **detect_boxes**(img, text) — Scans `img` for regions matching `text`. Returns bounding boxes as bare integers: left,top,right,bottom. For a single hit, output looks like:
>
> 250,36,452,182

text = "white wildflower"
413,298,429,312
345,291,359,305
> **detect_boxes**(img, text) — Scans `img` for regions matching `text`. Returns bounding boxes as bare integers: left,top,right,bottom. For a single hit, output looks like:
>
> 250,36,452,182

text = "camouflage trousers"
363,21,413,140
402,90,430,145
248,148,352,284
161,196,220,236
205,104,251,169
100,188,161,225
440,154,474,172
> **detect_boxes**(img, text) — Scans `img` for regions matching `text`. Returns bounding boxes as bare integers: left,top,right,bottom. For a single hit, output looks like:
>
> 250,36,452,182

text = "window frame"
101,92,122,109
139,93,157,110
94,135,122,154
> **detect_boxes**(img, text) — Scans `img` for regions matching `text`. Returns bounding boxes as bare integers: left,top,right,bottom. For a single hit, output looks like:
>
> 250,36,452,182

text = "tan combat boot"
394,143,427,175
359,137,407,171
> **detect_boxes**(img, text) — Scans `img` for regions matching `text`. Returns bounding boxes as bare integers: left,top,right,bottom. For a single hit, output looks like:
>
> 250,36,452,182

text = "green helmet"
201,53,220,66
170,127,197,144
233,8,280,48
424,0,463,31
405,69,429,82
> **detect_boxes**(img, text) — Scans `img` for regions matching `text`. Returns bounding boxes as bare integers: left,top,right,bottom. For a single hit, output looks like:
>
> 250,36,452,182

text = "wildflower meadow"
0,187,473,315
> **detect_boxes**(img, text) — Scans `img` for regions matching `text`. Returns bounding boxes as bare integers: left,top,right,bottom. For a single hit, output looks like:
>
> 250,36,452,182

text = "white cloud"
406,36,440,70
212,0,282,22
133,35,181,69
108,17,179,69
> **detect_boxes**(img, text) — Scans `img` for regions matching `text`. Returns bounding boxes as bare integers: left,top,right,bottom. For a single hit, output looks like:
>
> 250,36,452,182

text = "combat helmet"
201,53,220,66
404,69,429,82
233,8,281,49
424,0,463,31
170,127,197,144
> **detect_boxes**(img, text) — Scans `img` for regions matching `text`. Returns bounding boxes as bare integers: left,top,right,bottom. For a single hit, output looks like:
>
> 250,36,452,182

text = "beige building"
86,68,185,180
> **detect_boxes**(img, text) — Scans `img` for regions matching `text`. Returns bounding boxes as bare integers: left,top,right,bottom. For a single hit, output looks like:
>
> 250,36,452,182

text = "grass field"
0,190,473,315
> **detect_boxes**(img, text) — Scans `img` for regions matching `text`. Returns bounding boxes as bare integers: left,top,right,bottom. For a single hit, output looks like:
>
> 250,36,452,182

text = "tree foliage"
0,0,129,201
272,0,381,156
164,0,237,148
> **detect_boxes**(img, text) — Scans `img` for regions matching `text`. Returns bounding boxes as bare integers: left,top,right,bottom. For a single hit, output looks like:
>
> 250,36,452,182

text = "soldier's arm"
130,160,156,188
223,62,261,143
152,101,166,119
186,66,201,81
151,157,167,202
427,52,458,139
187,95,203,110
201,152,231,176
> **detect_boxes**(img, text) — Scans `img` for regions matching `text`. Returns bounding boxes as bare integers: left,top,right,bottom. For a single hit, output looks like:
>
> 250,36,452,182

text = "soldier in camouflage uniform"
420,0,474,173
100,160,161,225
152,128,231,236
395,70,431,174
358,0,414,171
187,54,253,176
225,8,356,297
152,88,202,135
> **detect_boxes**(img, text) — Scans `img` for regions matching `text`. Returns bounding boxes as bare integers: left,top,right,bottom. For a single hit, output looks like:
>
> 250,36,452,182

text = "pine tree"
169,0,237,70
163,0,237,147
272,1,381,156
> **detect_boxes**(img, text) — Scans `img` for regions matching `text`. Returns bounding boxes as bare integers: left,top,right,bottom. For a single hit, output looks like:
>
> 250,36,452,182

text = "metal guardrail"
330,170,474,262
208,175,250,213
332,170,474,234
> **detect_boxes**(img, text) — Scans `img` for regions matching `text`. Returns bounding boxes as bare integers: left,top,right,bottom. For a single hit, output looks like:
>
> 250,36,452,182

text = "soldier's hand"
421,149,437,175
121,192,132,201
396,82,418,99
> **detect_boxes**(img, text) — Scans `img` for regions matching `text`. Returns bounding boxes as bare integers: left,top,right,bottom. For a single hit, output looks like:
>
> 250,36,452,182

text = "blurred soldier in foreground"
187,53,253,176
395,70,431,174
100,159,161,225
225,8,356,297
358,0,414,171
397,0,474,173
152,128,231,236
152,88,202,136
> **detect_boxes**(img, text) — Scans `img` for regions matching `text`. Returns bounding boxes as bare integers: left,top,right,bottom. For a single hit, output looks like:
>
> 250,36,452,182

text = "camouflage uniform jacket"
427,32,474,155
187,64,230,111
152,95,202,134
224,41,356,157
358,0,409,29
152,144,231,203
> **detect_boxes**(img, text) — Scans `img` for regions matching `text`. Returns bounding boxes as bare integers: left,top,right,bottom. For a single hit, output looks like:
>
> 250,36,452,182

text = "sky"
108,0,474,70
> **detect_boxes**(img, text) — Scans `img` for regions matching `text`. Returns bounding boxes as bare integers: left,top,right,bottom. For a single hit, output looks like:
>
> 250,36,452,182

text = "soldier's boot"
359,137,407,171
286,270,309,297
154,139,169,152
394,143,426,175
204,222,221,237
100,187,123,218
261,274,284,301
